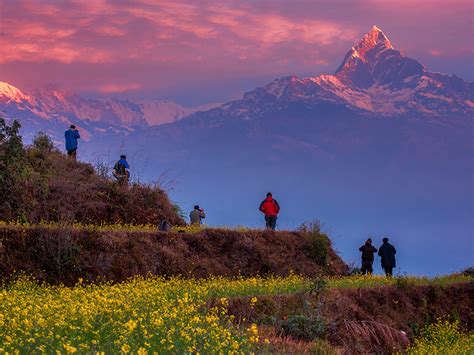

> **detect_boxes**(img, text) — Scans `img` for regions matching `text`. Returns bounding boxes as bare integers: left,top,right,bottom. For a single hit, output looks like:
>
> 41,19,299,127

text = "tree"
0,117,27,219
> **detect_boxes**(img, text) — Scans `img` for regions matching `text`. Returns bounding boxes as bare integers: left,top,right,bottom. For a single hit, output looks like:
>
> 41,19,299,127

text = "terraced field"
1,274,472,353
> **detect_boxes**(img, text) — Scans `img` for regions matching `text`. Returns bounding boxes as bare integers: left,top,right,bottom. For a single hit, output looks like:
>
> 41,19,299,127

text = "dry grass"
0,225,348,284
257,325,340,354
343,320,409,353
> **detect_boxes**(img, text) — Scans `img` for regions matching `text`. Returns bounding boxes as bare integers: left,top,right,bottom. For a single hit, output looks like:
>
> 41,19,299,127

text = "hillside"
3,29,473,277
1,120,472,354
0,118,182,225
0,120,348,284
0,224,348,284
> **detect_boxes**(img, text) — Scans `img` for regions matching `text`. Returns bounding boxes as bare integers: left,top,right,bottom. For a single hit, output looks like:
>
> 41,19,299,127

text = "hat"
366,238,372,244
70,124,76,129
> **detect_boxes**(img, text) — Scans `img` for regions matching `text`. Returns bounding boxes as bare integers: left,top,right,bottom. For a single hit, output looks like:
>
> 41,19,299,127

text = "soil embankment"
224,281,474,353
0,226,347,284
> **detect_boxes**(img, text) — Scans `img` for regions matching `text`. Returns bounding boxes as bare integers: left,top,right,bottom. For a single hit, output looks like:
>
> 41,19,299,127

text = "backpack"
158,220,171,232
114,161,126,176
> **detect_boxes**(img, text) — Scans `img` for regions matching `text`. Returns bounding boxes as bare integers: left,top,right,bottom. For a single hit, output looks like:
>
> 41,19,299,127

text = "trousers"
265,216,277,230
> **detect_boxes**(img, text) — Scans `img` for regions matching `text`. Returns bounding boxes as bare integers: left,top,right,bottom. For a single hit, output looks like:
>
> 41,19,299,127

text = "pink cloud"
1,0,355,65
98,83,142,93
94,26,126,37
429,49,443,57
1,0,472,104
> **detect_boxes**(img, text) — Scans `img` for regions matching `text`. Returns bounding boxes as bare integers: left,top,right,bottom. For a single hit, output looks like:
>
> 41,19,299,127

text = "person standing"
259,192,280,230
378,237,397,277
190,205,206,225
64,125,80,160
113,155,130,185
359,238,378,275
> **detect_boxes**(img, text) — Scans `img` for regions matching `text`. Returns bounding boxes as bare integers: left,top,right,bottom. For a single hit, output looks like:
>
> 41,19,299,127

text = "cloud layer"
1,0,472,104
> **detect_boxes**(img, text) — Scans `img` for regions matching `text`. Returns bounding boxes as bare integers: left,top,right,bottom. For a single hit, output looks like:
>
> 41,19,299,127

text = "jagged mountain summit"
335,25,396,87
190,26,472,123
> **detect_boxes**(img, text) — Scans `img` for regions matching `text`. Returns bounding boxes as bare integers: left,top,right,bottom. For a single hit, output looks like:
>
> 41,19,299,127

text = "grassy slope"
1,139,182,226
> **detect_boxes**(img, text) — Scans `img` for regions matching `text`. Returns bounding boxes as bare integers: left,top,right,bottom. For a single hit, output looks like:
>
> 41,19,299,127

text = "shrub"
300,221,330,267
347,262,362,276
32,131,55,153
395,274,415,290
281,314,326,341
308,276,327,298
461,266,474,277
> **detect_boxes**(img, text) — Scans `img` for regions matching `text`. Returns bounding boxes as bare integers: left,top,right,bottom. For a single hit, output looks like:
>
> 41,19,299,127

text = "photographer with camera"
190,205,206,225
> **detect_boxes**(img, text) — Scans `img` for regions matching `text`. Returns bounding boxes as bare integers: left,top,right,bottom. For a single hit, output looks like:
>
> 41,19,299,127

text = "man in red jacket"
259,192,280,230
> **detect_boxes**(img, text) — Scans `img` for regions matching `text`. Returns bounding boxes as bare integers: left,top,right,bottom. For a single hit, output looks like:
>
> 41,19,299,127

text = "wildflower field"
407,319,474,354
0,220,250,234
0,274,472,353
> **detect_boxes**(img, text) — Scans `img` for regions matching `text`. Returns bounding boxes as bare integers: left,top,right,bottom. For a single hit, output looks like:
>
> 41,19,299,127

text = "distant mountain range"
0,81,219,143
120,25,472,178
179,26,472,126
1,26,473,274
2,26,472,143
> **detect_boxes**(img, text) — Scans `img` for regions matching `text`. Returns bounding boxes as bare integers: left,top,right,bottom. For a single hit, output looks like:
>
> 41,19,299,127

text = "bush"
461,266,474,277
300,221,330,267
281,314,326,341
395,274,414,290
308,276,327,297
347,262,362,276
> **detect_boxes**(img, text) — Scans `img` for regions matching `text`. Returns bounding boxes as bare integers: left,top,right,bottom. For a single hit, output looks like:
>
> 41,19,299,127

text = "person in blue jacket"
113,155,130,185
64,125,80,160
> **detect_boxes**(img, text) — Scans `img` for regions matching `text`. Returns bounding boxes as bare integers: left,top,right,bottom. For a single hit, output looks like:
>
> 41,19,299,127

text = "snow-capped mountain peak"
0,81,223,145
0,81,31,103
191,26,472,121
344,25,393,62
334,26,405,88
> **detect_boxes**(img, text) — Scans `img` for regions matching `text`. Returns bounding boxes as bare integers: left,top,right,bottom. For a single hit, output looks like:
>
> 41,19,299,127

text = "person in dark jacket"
190,205,206,225
64,125,80,160
113,155,130,185
259,192,280,230
359,238,378,275
378,237,397,277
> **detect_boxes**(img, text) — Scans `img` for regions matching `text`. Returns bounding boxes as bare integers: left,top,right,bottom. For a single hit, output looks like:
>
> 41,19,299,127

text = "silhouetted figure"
113,155,130,185
359,238,378,275
378,237,397,277
190,205,206,225
259,192,280,230
158,219,171,232
64,125,80,160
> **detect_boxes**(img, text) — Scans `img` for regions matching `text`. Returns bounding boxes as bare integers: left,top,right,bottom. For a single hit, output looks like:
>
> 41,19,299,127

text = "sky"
1,0,473,105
